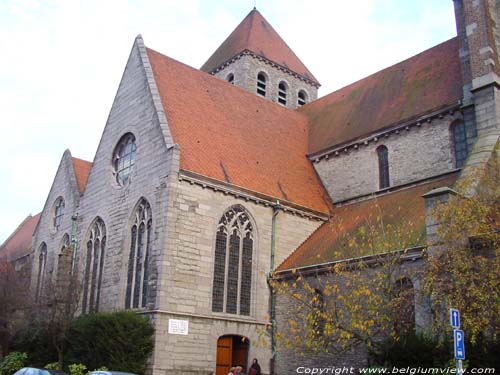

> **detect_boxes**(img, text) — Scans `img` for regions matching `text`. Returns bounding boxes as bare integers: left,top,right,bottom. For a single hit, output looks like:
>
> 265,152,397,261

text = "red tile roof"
277,173,459,271
72,157,92,193
302,38,462,154
147,48,331,214
201,9,319,84
0,213,40,261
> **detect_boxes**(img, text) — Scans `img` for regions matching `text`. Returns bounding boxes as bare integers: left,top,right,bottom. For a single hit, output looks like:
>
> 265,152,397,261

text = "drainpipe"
269,200,281,374
70,214,79,276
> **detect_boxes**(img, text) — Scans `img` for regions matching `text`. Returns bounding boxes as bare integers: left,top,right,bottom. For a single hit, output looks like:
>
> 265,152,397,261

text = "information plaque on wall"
168,319,189,335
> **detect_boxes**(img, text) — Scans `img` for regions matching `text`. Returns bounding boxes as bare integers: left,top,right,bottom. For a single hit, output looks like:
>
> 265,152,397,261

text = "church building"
4,1,500,374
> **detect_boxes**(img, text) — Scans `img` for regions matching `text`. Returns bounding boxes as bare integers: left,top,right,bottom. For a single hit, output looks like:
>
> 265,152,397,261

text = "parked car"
13,368,69,375
88,372,139,375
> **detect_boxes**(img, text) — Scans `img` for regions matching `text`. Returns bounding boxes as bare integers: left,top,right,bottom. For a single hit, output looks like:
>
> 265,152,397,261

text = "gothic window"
452,121,468,168
278,82,287,105
212,206,254,316
377,145,390,189
35,242,47,302
113,133,137,186
53,197,65,230
227,73,234,85
298,90,307,106
257,73,266,96
82,218,106,313
125,199,153,309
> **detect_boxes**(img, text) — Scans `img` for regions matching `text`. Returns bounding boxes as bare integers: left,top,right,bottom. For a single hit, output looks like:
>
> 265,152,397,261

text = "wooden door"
216,336,232,375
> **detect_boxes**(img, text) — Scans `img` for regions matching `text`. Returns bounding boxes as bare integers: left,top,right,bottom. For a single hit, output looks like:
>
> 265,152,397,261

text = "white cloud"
0,0,456,243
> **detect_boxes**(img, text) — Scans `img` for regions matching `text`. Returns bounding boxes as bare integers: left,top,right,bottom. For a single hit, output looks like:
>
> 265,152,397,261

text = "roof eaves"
179,170,329,220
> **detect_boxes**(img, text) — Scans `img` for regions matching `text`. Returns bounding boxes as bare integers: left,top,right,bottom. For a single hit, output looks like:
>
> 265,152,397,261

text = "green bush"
68,363,87,375
66,311,154,374
43,363,59,370
9,325,57,367
0,352,28,375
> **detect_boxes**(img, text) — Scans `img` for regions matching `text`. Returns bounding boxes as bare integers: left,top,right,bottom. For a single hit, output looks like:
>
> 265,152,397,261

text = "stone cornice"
308,103,461,163
178,170,328,221
208,49,321,88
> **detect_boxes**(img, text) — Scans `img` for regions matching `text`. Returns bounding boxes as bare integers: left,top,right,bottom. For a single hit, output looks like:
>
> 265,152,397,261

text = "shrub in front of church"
66,311,154,374
0,352,27,375
9,325,56,367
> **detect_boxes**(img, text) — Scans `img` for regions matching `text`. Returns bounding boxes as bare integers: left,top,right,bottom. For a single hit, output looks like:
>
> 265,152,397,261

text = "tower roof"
201,9,319,85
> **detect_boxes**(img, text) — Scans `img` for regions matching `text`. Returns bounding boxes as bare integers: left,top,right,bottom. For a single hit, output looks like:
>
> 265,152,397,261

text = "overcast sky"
0,0,457,243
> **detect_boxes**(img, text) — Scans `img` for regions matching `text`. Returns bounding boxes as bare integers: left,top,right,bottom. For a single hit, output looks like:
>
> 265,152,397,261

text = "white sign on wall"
168,319,189,335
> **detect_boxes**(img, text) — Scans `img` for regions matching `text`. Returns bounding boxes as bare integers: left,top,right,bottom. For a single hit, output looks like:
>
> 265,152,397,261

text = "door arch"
216,335,249,375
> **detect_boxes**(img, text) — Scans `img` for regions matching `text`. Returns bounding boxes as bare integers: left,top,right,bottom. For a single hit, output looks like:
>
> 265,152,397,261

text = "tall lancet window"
125,198,153,309
82,218,106,313
278,81,287,105
377,145,390,189
212,206,254,316
35,242,47,302
257,72,266,96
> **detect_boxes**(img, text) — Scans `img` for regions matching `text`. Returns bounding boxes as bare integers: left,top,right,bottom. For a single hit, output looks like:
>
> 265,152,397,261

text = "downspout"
269,200,281,374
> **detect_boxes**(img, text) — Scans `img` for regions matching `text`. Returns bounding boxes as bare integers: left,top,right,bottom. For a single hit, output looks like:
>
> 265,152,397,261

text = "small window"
298,90,307,106
278,82,287,105
113,133,137,186
377,145,390,189
227,73,234,85
452,121,468,168
257,73,266,96
53,197,65,230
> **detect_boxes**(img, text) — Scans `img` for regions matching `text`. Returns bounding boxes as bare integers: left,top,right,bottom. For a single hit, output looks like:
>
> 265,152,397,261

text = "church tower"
201,8,320,108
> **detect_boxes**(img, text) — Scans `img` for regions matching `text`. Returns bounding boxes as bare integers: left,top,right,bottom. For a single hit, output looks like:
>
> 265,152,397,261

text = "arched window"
298,90,307,106
82,218,106,313
257,73,266,96
394,277,415,334
212,206,254,315
278,82,287,105
53,197,65,230
377,145,390,189
113,133,137,186
227,73,234,85
125,198,153,309
452,121,468,168
35,242,47,302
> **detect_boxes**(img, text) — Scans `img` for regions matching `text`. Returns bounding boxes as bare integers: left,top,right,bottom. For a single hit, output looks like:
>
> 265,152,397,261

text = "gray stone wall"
313,112,463,203
31,149,82,293
275,257,428,373
214,54,318,109
150,177,322,375
70,37,174,313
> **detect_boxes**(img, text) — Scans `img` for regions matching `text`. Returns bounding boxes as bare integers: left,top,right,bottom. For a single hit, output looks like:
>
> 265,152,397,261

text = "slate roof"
200,9,319,85
302,38,462,155
72,157,92,193
147,48,331,215
0,213,40,261
277,173,459,271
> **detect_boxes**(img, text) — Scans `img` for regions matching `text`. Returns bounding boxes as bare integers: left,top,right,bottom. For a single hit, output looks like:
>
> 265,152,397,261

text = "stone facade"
214,54,318,109
313,111,464,203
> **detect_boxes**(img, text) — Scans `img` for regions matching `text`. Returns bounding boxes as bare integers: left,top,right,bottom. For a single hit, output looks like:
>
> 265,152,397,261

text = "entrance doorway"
216,335,249,375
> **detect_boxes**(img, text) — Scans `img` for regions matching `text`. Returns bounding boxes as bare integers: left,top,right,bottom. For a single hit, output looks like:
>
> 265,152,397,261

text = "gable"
302,38,462,155
0,213,40,261
147,47,331,215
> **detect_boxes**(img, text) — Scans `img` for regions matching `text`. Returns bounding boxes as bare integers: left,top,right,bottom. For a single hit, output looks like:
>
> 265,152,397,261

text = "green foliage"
374,333,450,367
68,363,87,375
9,325,57,367
66,311,154,374
0,352,28,375
43,363,59,370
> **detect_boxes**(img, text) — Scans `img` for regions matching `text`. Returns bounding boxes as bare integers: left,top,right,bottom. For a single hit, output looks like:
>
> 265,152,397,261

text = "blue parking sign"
454,329,465,360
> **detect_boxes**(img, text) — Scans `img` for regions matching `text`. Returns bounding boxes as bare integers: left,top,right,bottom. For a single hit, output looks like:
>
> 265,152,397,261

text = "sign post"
450,309,465,372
